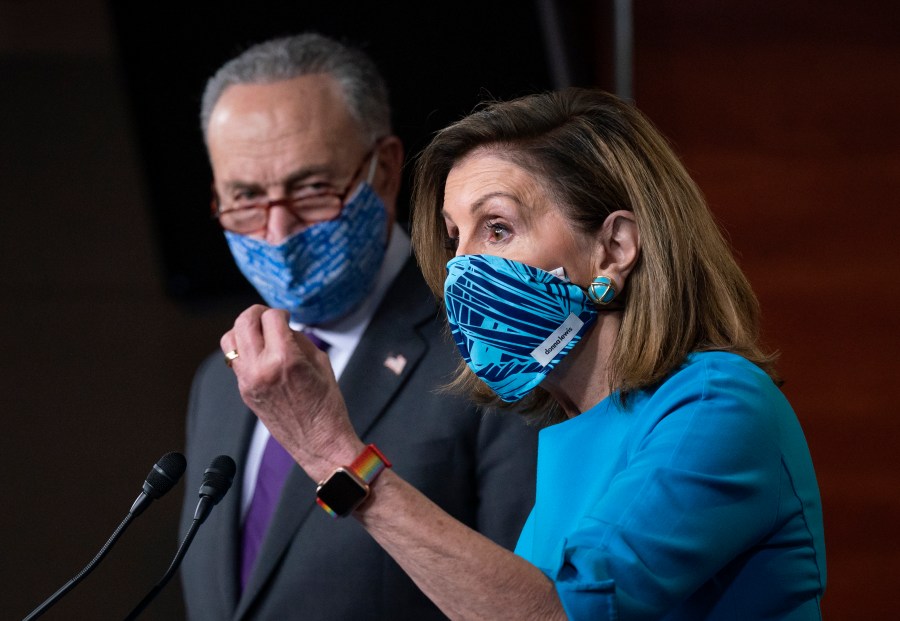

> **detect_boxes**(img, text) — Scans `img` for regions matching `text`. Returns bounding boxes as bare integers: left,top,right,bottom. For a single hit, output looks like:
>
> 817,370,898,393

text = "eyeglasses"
211,146,377,234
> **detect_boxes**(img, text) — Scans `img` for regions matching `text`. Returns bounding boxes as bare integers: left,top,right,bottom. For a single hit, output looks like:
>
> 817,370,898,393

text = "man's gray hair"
200,33,391,145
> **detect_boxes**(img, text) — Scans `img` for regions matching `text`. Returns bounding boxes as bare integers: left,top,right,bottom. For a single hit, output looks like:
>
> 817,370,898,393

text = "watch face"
316,468,368,517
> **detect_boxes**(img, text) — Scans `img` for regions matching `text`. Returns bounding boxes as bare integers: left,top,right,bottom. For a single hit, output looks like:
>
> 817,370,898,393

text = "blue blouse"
515,352,825,620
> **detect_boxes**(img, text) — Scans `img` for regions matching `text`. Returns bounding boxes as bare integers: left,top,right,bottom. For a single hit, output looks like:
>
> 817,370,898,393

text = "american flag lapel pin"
383,353,407,376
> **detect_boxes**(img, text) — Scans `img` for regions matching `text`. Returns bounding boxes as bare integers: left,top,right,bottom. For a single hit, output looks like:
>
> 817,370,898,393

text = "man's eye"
292,182,334,198
443,236,459,250
233,190,262,204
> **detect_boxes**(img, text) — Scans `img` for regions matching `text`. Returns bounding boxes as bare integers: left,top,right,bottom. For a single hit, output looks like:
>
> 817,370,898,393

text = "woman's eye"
443,235,459,250
486,221,509,242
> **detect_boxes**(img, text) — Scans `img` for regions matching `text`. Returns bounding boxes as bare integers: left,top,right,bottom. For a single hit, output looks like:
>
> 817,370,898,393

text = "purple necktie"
240,329,329,589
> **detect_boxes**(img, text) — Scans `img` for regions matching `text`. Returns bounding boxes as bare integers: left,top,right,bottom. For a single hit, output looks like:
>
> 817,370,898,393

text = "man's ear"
373,135,404,211
593,210,640,288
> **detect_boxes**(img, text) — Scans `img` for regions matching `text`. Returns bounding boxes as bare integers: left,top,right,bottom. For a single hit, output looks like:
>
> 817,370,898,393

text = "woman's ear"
593,210,640,288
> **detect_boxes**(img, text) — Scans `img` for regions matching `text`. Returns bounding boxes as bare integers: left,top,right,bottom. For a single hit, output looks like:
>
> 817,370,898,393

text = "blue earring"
587,275,618,306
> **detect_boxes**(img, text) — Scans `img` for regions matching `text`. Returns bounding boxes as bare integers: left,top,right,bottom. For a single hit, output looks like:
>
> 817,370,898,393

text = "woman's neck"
542,312,621,418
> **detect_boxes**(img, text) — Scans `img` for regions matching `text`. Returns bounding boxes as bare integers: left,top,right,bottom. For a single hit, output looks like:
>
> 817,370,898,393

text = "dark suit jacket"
179,259,539,620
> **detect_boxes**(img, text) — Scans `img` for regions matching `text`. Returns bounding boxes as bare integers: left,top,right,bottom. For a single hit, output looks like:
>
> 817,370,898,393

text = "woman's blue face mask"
443,254,598,402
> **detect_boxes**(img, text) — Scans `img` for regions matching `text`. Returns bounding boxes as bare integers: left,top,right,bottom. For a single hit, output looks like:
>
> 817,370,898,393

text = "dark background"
2,1,897,619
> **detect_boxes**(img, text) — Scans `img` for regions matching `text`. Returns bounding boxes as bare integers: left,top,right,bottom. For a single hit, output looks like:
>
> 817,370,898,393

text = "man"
179,33,538,620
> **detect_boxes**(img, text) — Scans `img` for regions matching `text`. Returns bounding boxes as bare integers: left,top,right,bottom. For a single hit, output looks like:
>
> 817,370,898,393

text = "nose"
265,197,304,245
454,235,474,257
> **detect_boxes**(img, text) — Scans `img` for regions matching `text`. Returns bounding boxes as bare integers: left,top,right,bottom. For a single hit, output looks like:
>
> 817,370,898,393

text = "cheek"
547,230,597,285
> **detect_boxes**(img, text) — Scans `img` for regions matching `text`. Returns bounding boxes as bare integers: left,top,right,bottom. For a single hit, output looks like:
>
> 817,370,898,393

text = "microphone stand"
23,513,136,621
122,518,203,620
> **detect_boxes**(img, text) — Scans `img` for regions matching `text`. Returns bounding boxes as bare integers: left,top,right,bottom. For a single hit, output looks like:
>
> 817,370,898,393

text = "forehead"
207,74,365,179
442,150,551,218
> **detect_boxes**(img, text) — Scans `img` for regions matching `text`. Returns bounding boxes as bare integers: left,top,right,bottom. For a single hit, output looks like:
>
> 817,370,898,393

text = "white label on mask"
531,313,584,367
547,266,569,282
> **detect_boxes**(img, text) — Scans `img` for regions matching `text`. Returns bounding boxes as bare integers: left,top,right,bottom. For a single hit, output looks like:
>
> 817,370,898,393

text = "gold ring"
224,349,240,367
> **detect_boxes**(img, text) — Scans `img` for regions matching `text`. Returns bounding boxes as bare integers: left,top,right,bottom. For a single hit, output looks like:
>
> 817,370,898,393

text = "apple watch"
315,444,391,518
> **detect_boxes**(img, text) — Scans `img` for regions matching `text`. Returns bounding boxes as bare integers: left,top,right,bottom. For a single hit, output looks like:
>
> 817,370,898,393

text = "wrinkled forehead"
443,147,559,217
207,76,371,184
209,75,366,155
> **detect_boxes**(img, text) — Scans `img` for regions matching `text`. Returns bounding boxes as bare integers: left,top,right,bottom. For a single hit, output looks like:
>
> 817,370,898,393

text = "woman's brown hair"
412,88,777,424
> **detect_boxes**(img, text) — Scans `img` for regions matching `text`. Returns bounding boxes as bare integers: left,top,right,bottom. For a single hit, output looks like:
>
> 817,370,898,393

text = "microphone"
193,454,238,524
22,452,186,621
131,452,189,516
123,455,236,621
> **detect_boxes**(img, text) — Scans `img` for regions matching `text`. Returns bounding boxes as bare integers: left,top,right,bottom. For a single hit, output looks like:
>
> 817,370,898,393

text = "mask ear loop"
344,151,380,204
365,152,379,184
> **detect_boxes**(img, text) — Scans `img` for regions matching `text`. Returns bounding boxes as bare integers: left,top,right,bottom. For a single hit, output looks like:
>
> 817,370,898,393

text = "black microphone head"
142,452,187,499
199,455,236,505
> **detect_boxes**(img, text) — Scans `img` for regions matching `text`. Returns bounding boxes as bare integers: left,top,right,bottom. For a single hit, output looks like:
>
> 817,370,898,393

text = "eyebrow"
441,191,524,220
222,164,335,192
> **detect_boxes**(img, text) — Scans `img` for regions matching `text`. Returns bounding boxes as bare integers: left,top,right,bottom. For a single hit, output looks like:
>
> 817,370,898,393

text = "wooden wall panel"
633,1,900,617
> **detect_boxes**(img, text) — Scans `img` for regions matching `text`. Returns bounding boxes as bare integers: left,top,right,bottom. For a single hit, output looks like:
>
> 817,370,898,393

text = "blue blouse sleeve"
547,356,795,619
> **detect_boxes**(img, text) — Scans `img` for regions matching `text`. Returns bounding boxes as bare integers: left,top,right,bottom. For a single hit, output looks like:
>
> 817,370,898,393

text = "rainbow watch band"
350,444,392,483
316,444,391,517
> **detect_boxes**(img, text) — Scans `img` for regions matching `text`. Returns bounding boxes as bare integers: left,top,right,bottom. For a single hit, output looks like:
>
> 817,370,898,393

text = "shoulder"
370,259,457,365
649,351,785,417
371,258,441,330
631,351,794,457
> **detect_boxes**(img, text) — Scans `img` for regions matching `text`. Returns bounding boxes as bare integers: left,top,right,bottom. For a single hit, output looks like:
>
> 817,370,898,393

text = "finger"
254,310,322,358
259,308,294,343
232,304,270,361
220,324,241,368
258,308,306,357
220,328,237,355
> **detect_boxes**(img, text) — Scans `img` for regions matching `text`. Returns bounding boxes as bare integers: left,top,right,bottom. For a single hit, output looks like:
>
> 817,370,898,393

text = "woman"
223,88,825,619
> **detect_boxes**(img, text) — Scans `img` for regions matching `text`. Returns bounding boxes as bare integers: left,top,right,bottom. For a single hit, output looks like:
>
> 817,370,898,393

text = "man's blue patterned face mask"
225,181,387,325
443,254,598,402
